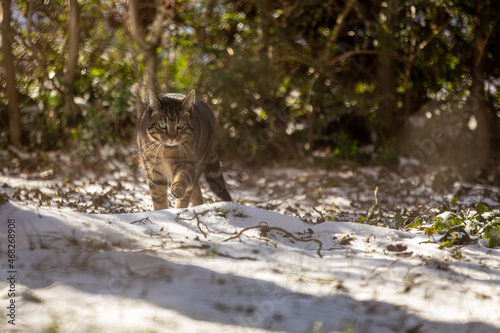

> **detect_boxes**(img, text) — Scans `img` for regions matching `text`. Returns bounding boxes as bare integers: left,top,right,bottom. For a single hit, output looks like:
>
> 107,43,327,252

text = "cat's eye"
177,122,186,130
158,122,167,129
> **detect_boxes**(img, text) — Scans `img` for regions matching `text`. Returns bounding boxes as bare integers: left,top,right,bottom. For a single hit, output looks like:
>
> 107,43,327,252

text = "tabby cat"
137,89,232,209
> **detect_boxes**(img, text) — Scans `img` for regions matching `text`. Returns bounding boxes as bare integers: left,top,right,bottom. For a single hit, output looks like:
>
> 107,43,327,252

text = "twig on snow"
176,209,211,238
176,209,234,238
403,204,442,229
222,222,324,258
130,217,152,225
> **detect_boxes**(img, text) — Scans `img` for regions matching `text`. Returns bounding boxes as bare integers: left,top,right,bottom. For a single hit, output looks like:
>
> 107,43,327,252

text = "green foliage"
406,218,423,229
427,202,500,249
2,0,500,164
390,211,407,230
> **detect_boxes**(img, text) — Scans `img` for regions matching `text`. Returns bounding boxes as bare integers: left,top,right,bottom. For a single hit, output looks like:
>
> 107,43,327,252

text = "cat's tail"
204,148,232,202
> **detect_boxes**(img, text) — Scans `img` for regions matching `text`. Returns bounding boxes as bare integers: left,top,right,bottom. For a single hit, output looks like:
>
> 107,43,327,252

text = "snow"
1,196,500,332
1,150,500,332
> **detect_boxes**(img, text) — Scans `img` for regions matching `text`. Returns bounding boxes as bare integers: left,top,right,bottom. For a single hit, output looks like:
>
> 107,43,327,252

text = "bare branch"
128,0,165,51
327,49,412,67
325,0,356,56
417,17,452,53
148,1,167,46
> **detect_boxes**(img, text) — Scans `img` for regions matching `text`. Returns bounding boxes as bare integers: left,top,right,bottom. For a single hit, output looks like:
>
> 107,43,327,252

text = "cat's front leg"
171,166,196,208
171,179,188,200
173,182,203,208
174,189,192,208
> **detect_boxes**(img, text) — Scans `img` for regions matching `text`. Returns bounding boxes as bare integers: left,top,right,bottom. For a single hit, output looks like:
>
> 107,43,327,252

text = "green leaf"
71,128,79,140
390,212,406,230
355,216,366,223
424,226,437,238
406,218,422,229
476,201,489,215
483,225,500,248
488,237,499,248
89,67,106,78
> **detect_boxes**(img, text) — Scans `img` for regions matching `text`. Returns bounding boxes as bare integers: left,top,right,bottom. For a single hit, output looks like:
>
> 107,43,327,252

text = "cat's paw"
171,182,187,199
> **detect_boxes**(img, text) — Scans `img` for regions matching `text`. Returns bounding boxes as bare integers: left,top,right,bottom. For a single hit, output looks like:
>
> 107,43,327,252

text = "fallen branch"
130,217,152,225
222,222,324,258
176,209,210,237
176,209,235,238
172,244,257,260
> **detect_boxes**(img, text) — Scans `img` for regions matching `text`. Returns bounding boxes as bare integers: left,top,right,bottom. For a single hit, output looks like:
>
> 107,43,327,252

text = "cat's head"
145,89,195,147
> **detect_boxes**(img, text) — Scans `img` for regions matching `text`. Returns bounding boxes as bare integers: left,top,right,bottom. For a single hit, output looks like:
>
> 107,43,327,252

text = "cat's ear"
182,90,196,111
147,89,161,110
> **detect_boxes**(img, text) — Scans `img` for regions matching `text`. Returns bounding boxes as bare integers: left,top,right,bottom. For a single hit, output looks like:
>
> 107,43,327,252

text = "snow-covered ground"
0,149,499,332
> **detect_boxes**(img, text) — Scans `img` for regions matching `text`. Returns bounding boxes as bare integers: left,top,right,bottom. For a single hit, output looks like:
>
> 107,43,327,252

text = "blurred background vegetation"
1,0,500,178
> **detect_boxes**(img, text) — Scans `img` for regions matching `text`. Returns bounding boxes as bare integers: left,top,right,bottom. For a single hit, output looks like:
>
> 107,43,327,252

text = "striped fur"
137,89,232,209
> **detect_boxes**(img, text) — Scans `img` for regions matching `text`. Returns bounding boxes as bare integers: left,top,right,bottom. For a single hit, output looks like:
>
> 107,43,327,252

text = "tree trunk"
1,0,22,147
128,0,165,117
63,0,80,116
145,48,158,93
376,16,398,145
63,0,80,88
257,0,273,102
466,7,493,175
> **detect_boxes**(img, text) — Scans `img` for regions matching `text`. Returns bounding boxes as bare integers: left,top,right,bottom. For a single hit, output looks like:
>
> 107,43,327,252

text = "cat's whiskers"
157,142,165,160
181,142,194,157
178,143,188,163
145,140,164,162
143,141,160,156
180,142,195,164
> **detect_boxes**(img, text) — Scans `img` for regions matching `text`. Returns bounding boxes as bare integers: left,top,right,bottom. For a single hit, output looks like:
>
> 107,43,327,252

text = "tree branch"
148,3,166,46
324,0,356,60
416,17,452,53
128,0,165,51
328,49,412,67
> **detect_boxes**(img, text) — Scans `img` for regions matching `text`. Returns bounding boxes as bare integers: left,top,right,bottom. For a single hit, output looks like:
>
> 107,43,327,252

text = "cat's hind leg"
204,145,232,202
190,182,204,206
